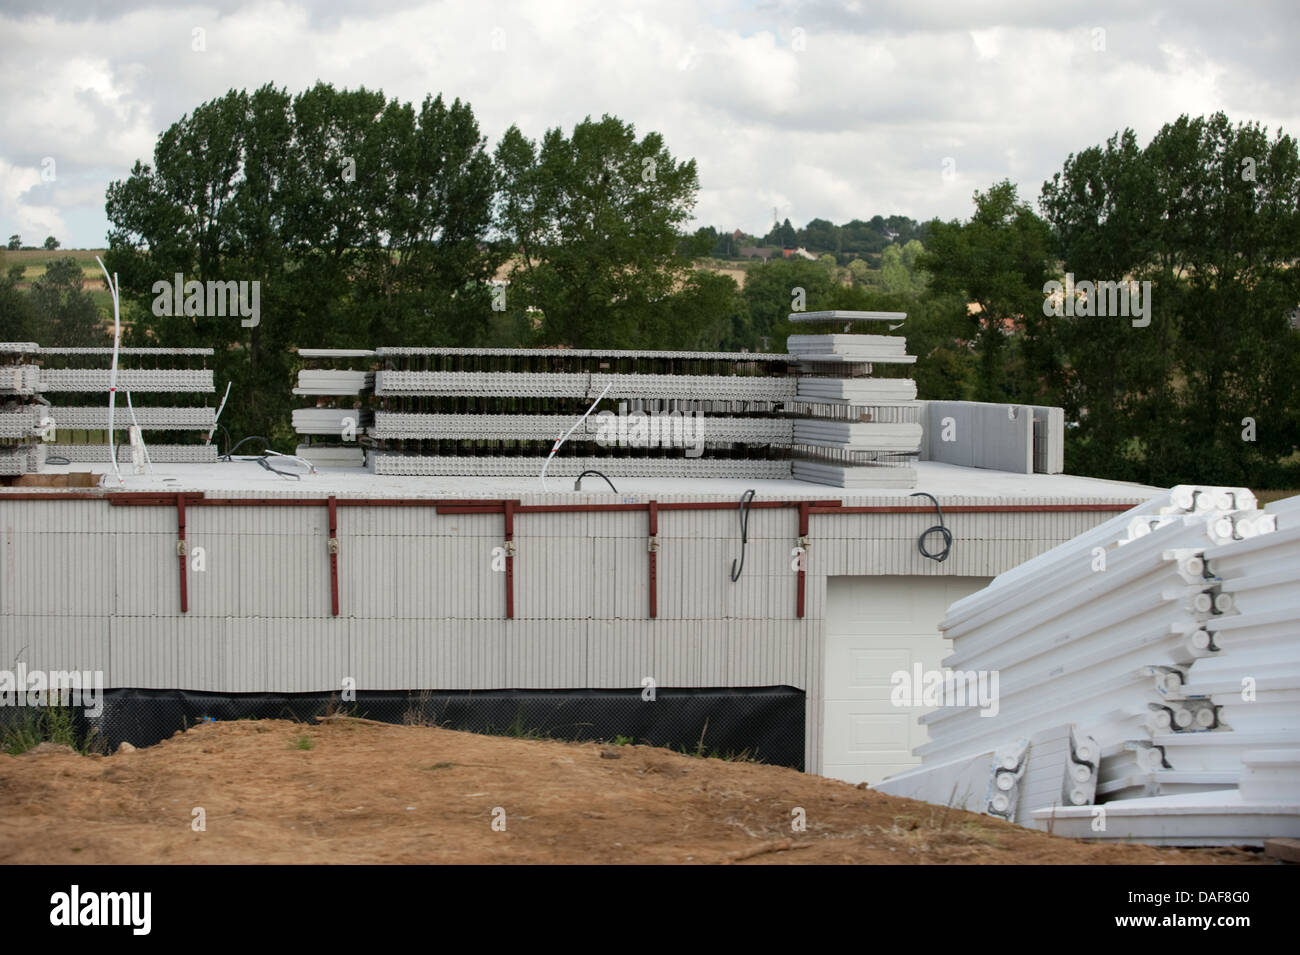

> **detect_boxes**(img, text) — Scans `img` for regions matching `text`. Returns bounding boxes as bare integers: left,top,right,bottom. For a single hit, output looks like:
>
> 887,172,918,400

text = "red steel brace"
797,501,809,618
504,500,515,619
327,496,340,616
648,500,659,619
176,493,188,613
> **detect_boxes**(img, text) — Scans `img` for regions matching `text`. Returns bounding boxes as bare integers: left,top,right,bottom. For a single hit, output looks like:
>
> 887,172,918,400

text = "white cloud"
0,0,1297,246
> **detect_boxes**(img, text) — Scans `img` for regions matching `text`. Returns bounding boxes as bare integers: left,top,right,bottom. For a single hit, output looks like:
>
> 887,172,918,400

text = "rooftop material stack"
289,322,925,487
786,311,921,488
33,347,219,465
0,342,45,474
291,348,375,467
291,346,806,481
873,486,1300,846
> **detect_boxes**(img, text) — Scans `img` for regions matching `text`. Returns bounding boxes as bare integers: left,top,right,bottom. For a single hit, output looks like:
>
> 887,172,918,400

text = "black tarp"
74,686,805,769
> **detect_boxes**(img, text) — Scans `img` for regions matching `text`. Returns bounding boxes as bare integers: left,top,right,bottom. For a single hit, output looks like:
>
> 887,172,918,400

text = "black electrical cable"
222,435,271,461
573,469,618,492
213,424,232,458
44,455,71,465
730,489,756,582
256,456,301,480
910,491,953,562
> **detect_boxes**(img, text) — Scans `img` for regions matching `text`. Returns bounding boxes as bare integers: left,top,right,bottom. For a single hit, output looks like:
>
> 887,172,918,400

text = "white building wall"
0,491,1139,771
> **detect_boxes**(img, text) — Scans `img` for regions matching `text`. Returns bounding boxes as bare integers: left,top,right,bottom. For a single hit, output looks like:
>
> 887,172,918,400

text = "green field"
1,248,111,310
0,248,107,285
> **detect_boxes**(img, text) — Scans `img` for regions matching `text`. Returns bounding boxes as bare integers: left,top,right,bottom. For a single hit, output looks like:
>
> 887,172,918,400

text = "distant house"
783,247,819,261
738,246,779,261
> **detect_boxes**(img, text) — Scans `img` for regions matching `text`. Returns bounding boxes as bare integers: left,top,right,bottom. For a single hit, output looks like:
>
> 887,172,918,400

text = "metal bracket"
503,540,516,557
648,535,659,553
327,537,339,555
798,535,808,549
175,539,187,557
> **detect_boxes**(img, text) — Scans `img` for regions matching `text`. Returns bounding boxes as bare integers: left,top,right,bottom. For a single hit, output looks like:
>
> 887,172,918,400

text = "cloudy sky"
2,0,1296,249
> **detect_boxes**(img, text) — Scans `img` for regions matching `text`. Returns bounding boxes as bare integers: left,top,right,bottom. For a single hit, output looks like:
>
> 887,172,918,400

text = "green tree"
42,236,59,251
879,240,929,297
917,181,1054,402
742,257,834,350
105,82,502,445
1041,113,1300,485
0,264,37,340
800,218,842,255
6,235,19,251
494,115,699,347
28,257,104,345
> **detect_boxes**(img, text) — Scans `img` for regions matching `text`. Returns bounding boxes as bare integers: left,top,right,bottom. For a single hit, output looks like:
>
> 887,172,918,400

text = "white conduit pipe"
207,380,232,446
94,256,124,487
539,381,612,492
124,389,155,476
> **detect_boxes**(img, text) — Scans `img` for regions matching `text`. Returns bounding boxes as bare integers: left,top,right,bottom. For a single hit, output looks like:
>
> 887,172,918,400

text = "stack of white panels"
795,378,918,403
36,368,214,392
293,369,374,395
786,334,915,364
50,406,216,430
371,454,793,480
290,408,370,436
875,486,1300,846
44,443,219,464
374,371,797,402
370,412,791,443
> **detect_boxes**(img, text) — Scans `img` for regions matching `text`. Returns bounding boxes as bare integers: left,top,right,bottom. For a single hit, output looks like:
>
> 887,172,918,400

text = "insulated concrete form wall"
0,492,1138,772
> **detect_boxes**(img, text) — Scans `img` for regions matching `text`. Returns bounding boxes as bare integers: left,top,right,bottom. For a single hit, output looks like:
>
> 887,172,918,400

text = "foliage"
917,181,1054,401
1040,113,1300,485
494,114,699,348
103,82,503,446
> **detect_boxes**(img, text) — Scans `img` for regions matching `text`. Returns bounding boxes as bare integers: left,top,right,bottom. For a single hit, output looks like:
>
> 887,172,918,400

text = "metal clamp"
175,539,187,557
648,535,659,553
503,541,516,557
327,537,339,555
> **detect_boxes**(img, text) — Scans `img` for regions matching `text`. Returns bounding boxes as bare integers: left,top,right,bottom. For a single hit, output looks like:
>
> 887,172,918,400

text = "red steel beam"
648,500,659,619
327,495,340,617
797,501,809,619
808,503,1138,514
176,493,189,614
504,500,515,620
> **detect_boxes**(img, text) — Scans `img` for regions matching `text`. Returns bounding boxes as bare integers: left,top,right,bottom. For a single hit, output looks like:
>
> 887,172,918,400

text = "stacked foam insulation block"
291,328,925,488
873,486,1300,846
35,347,218,464
787,311,922,488
309,346,809,482
0,343,46,474
291,349,375,467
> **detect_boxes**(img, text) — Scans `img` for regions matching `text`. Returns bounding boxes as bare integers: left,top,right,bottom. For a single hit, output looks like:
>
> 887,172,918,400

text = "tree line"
0,84,1295,487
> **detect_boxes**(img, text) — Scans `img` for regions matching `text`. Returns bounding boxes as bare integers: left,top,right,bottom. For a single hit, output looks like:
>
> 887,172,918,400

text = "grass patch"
0,705,103,755
292,734,315,751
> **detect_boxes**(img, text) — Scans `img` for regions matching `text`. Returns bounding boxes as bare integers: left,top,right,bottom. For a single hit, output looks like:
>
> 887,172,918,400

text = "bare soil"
0,719,1266,864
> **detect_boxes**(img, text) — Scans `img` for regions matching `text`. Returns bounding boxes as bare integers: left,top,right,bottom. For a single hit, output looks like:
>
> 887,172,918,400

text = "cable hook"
910,491,953,562
730,489,756,582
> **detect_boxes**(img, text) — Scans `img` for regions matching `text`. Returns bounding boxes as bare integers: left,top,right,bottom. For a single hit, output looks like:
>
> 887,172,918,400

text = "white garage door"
823,575,990,785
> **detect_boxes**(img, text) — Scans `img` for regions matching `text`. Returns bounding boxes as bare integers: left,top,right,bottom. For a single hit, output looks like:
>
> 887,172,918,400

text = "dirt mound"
0,719,1263,864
